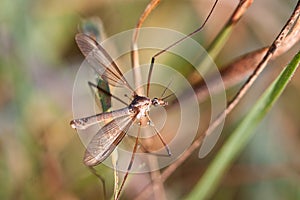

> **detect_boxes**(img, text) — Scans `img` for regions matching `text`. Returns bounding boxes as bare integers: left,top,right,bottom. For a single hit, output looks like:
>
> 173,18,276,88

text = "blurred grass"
0,0,299,200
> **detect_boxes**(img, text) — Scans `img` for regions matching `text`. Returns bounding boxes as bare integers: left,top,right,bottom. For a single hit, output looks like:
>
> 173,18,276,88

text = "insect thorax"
129,95,151,119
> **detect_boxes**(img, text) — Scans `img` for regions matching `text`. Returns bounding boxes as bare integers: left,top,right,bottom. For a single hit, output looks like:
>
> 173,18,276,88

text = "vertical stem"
131,0,160,95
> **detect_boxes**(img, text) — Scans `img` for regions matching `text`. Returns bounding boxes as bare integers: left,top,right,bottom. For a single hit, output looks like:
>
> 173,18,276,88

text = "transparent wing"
75,33,134,92
83,114,137,166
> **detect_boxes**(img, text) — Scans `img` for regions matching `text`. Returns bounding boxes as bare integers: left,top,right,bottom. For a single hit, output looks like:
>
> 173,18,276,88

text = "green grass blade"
195,25,232,75
186,50,300,200
206,25,232,61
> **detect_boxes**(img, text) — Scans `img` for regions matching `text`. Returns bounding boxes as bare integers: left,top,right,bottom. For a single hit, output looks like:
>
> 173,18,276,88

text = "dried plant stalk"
131,0,160,96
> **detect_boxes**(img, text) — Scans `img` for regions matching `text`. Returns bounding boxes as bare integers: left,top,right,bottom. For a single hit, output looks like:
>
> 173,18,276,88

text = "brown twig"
194,17,300,103
148,156,167,200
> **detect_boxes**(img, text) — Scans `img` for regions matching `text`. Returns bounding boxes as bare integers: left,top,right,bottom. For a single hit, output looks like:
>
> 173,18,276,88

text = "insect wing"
84,114,136,166
75,33,133,91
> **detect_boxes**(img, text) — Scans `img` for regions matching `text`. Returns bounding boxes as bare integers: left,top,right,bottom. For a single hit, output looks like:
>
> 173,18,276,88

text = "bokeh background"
0,0,299,199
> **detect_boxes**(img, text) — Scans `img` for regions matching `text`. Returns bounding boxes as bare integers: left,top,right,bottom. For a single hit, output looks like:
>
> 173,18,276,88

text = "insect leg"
147,117,171,157
146,0,219,96
115,126,141,200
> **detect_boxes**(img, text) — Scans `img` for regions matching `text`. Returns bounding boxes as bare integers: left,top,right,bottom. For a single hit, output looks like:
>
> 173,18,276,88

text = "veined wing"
70,107,132,130
75,33,134,92
84,114,137,166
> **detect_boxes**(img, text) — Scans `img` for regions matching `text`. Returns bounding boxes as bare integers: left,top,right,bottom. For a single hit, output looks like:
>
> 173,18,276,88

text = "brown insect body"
71,32,170,199
73,94,167,167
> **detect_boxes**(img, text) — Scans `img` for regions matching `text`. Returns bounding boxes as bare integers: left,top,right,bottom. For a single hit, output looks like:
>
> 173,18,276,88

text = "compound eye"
152,98,159,106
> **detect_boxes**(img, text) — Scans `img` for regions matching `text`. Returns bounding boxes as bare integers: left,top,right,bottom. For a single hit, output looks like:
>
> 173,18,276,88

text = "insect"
70,0,220,199
70,32,171,199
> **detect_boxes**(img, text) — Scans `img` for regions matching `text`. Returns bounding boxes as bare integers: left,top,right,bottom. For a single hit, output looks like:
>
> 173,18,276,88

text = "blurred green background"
0,0,299,199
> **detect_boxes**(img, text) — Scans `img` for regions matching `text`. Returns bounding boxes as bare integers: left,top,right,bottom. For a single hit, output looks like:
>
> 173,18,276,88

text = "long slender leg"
146,0,219,96
115,126,141,200
126,135,171,157
159,78,173,99
147,116,171,156
152,125,171,157
162,93,175,101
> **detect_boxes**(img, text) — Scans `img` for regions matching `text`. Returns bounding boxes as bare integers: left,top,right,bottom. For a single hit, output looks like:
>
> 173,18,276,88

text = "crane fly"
70,33,171,198
70,0,220,198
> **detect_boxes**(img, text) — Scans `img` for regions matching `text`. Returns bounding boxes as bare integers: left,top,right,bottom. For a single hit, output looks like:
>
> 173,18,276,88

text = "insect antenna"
161,93,175,101
159,78,173,99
